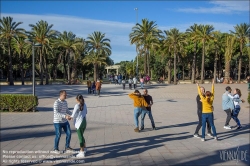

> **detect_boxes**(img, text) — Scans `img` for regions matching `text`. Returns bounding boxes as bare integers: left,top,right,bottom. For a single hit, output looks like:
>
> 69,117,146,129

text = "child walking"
70,94,87,158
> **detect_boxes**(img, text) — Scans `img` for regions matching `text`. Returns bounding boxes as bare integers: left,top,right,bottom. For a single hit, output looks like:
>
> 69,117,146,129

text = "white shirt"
227,94,240,106
53,98,71,123
133,77,137,84
70,103,87,129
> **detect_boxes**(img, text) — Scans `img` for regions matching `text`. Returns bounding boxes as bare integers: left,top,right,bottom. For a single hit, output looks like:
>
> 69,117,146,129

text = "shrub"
0,94,38,112
248,92,250,105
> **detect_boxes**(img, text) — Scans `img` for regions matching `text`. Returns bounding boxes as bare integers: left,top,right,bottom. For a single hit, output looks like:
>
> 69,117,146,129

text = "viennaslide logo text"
220,146,248,164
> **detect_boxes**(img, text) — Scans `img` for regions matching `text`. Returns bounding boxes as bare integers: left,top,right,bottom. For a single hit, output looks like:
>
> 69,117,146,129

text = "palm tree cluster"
0,16,113,85
129,19,250,84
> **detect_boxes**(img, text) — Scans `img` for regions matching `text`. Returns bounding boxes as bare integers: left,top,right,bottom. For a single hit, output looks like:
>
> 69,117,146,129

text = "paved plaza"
0,83,249,166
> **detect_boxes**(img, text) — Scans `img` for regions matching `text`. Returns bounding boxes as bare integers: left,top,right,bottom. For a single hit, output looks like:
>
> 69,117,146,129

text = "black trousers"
224,109,232,126
194,110,212,134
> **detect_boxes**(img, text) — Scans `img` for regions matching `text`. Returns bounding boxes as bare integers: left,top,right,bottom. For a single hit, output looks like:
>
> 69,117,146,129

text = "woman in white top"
70,94,87,157
228,88,245,129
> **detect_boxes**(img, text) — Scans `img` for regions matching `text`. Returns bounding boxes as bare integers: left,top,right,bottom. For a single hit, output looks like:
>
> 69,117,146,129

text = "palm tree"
211,31,224,83
224,35,236,83
230,23,250,82
11,35,29,85
27,20,58,85
186,24,199,84
129,19,159,75
164,28,184,85
0,16,24,85
54,31,83,84
83,51,108,81
86,31,111,81
193,24,214,83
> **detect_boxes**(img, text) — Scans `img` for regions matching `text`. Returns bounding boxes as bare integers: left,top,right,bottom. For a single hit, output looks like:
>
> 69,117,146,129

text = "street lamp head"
24,38,33,44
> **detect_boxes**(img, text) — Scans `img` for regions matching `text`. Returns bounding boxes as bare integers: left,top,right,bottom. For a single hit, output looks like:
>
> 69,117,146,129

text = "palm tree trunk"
8,40,14,85
39,49,44,85
67,50,71,85
71,59,77,79
200,41,205,83
144,49,147,75
63,54,67,80
213,50,218,83
167,60,171,84
174,44,177,85
20,54,24,85
224,60,230,84
147,51,150,76
44,54,49,85
191,43,197,83
94,63,97,81
182,64,185,81
237,44,243,83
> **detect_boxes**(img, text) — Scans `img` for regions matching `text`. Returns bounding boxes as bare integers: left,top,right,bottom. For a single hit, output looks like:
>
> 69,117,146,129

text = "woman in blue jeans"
197,79,218,141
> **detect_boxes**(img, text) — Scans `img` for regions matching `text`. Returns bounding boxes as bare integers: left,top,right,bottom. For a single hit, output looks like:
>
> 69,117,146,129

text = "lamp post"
134,7,138,78
24,39,42,97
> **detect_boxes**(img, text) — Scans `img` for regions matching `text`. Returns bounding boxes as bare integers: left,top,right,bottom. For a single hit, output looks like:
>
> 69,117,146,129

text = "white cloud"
176,0,249,14
1,13,239,62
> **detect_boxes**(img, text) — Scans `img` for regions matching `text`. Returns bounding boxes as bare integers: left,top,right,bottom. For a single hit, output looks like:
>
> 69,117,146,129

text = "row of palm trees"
129,19,250,84
0,16,112,85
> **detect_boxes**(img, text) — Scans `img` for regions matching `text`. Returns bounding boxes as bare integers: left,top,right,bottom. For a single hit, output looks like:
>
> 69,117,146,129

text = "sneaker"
140,127,144,131
214,136,218,141
52,150,61,154
134,127,139,132
236,126,242,130
65,147,74,153
76,151,85,158
193,134,200,138
223,126,231,129
207,133,213,137
201,138,205,141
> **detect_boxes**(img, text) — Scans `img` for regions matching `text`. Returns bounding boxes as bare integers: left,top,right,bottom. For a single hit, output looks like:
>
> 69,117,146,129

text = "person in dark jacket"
193,86,212,138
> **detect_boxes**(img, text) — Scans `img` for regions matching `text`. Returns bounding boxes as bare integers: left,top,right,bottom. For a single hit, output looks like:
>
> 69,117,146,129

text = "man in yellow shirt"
129,90,149,132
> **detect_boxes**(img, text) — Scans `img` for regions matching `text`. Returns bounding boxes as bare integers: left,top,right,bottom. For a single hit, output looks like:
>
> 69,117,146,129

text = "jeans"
118,79,121,85
224,109,232,126
232,105,241,126
88,87,91,94
134,107,142,128
129,84,132,89
97,90,100,95
54,121,71,150
141,109,155,128
194,111,211,134
140,82,144,89
202,113,217,138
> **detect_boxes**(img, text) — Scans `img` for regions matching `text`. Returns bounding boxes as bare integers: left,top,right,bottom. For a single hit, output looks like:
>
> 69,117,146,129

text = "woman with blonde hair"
197,79,217,141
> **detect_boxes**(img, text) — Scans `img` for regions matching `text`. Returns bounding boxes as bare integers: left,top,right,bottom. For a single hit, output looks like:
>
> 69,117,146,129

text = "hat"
225,86,231,91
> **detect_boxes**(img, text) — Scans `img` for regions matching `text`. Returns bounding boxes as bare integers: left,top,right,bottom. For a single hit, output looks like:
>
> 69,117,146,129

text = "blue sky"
1,0,249,63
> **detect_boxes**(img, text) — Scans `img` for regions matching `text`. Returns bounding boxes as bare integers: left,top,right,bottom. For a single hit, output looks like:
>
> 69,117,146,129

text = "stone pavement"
0,83,249,166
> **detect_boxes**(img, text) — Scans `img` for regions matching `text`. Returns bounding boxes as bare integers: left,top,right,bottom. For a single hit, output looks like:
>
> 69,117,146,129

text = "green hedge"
0,94,38,112
248,92,250,105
